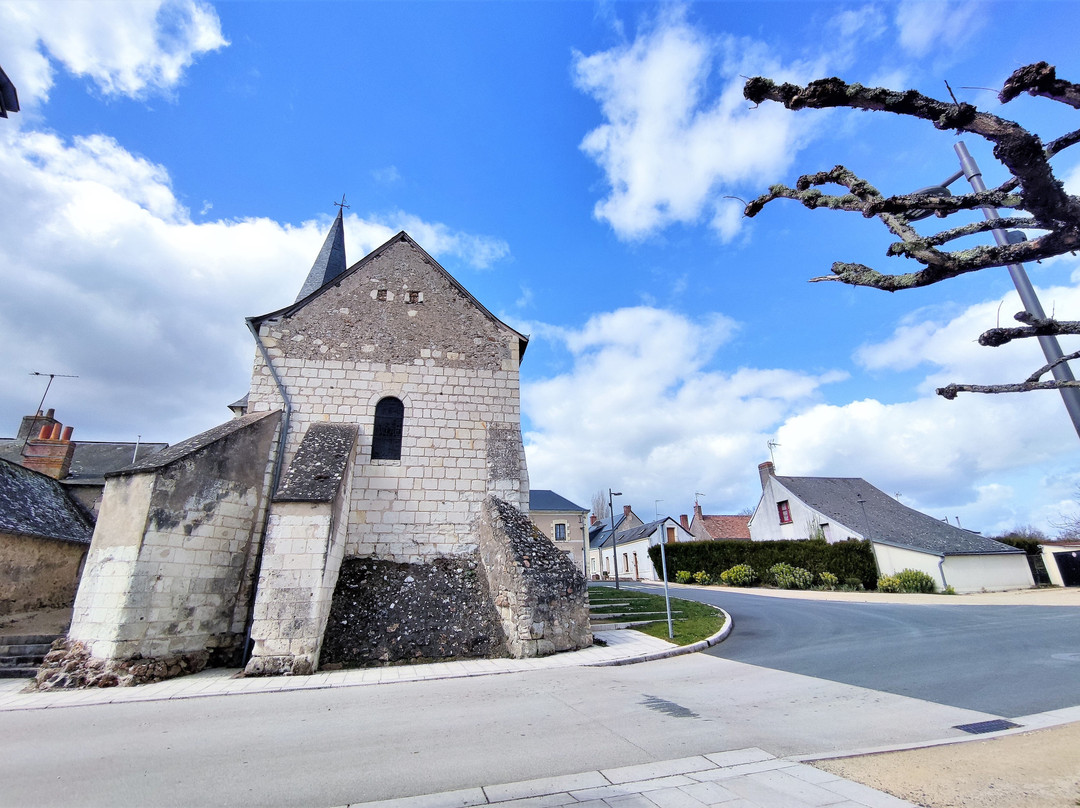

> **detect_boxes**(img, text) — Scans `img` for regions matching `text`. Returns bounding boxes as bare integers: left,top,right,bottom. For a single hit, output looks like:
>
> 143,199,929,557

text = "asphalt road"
649,584,1080,718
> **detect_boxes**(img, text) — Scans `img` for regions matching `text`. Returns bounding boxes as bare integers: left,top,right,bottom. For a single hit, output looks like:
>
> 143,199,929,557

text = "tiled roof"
700,514,751,540
0,458,93,544
529,489,587,512
295,208,347,302
589,514,626,549
775,475,1021,556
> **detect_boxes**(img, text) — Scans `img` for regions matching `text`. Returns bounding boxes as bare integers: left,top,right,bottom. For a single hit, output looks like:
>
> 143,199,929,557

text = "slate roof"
529,489,587,512
597,518,667,548
0,458,94,544
113,411,279,476
699,514,751,540
275,423,358,502
294,208,347,302
589,513,627,549
774,475,1021,556
0,438,168,485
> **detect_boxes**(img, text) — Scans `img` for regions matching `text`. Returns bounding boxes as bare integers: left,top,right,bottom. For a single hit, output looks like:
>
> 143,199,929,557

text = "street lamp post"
608,488,622,590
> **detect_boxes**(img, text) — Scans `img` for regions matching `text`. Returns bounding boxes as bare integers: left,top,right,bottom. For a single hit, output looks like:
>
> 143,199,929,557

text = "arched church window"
371,397,404,460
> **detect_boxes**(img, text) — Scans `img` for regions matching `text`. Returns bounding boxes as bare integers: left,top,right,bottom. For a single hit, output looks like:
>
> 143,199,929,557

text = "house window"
407,290,422,304
622,553,629,572
777,500,792,524
371,397,404,460
376,289,388,301
554,522,567,541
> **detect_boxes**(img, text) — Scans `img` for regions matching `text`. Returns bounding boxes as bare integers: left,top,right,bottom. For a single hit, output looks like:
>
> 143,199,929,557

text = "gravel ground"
814,722,1080,807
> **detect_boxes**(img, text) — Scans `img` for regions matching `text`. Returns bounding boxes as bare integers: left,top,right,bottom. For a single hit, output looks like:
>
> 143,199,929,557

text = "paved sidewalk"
0,628,684,712
345,748,916,808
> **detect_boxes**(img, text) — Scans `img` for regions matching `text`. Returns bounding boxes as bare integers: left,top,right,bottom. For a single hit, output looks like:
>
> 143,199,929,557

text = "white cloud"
523,307,842,515
572,8,820,241
0,126,513,444
0,0,227,105
894,1,984,60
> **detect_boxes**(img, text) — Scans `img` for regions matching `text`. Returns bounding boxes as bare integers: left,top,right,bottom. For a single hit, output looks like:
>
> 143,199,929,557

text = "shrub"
877,575,901,593
943,585,957,595
818,571,839,590
692,570,712,585
675,570,693,584
720,564,757,587
769,562,813,590
895,568,937,593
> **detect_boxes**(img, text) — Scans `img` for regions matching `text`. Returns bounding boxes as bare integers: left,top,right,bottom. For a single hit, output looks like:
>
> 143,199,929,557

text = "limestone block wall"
65,411,280,669
246,422,357,676
246,234,529,564
478,496,592,658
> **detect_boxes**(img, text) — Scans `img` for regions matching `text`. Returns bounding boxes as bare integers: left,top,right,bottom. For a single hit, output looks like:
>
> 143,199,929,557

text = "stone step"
592,620,664,631
0,666,38,679
591,610,683,620
0,642,54,657
0,634,61,645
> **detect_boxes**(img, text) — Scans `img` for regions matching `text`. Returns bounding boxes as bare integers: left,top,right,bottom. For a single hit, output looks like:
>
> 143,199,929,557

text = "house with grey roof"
749,461,1033,593
529,490,588,574
594,515,692,582
588,505,643,579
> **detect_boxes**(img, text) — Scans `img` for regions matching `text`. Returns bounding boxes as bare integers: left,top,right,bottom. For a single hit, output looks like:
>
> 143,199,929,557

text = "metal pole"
954,142,1080,437
608,488,621,591
659,536,673,639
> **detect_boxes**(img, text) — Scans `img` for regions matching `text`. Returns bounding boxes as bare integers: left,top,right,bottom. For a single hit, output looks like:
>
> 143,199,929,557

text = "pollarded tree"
742,62,1080,401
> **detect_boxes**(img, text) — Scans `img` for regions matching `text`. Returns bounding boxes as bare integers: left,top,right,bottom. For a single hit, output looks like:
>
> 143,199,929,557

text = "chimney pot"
61,425,73,442
49,423,62,440
38,424,51,439
45,408,55,419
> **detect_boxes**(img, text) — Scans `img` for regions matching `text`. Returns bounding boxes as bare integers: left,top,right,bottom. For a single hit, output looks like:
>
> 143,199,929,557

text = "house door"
1053,550,1080,586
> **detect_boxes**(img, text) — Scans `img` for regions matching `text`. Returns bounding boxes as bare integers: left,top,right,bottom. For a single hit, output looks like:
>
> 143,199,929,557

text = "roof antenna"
22,371,78,454
694,492,705,506
767,439,780,465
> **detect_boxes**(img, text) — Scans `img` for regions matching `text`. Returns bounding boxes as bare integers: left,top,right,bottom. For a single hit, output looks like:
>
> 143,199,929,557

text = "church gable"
258,233,525,370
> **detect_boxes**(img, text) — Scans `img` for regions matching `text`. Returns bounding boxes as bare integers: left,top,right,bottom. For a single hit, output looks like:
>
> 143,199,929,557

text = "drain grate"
953,719,1021,734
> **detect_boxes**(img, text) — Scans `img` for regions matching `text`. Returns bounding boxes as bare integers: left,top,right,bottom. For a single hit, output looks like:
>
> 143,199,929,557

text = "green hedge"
649,538,877,589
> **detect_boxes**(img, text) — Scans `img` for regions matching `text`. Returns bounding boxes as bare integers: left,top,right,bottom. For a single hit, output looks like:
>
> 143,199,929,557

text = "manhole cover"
953,719,1021,734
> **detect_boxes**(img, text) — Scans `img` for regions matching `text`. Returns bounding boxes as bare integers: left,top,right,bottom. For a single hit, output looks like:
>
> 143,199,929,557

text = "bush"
769,562,813,590
877,575,901,593
895,568,937,593
649,538,877,590
720,564,757,587
692,570,712,585
818,571,839,590
675,570,693,584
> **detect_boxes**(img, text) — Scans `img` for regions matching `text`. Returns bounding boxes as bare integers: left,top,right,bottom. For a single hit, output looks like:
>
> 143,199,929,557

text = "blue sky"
4,0,1080,534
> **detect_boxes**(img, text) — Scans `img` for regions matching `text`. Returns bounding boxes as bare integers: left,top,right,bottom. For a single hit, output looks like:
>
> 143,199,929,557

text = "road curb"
585,605,732,667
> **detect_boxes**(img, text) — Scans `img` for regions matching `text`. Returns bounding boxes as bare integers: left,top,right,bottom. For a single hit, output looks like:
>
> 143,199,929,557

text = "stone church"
38,212,590,687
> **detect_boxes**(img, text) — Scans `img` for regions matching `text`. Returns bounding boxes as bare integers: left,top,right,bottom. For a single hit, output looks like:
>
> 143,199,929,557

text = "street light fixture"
608,489,622,590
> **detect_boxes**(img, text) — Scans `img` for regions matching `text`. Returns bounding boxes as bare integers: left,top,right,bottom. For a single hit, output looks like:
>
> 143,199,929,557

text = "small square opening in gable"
407,291,423,304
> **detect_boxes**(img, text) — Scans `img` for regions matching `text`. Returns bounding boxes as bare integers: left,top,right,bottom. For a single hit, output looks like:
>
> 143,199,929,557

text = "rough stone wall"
247,236,528,563
319,555,505,667
0,531,87,615
62,412,279,678
478,497,592,658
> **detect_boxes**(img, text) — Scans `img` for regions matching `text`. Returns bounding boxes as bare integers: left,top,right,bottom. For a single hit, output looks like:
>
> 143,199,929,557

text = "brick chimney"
623,505,632,519
22,418,76,479
693,502,704,522
758,461,774,490
16,407,57,441
590,514,597,526
679,514,690,531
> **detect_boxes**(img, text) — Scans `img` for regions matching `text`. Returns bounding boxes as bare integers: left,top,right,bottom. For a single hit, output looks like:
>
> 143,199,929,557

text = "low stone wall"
319,555,506,667
0,531,87,615
33,639,209,690
479,496,591,658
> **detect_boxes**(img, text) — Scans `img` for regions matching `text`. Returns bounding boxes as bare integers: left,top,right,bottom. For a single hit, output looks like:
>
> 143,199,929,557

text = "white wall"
749,479,862,543
873,542,1034,593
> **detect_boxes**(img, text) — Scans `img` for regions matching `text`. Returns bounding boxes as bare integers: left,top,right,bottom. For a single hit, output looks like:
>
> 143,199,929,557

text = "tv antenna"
23,371,78,452
767,439,780,464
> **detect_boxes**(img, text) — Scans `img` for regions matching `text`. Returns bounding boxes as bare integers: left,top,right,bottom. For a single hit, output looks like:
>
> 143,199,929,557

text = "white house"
596,517,693,582
749,462,1033,594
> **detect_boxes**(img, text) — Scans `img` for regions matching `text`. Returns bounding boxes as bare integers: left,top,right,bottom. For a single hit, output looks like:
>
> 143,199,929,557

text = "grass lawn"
588,585,725,646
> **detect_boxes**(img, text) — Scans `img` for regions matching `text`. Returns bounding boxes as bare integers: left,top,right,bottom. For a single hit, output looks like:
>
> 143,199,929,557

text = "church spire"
295,197,348,302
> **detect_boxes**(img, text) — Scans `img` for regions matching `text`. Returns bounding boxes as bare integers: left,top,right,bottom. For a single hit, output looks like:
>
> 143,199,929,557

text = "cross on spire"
333,194,349,213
